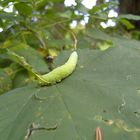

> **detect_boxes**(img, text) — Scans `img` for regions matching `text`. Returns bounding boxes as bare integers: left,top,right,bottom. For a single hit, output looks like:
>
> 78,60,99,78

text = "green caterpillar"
38,51,78,85
7,49,78,86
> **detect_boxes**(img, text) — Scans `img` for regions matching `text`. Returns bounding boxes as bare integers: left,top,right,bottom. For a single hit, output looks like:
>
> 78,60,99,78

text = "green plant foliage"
0,11,22,20
0,69,12,94
119,18,135,30
8,43,49,74
14,2,32,17
85,28,140,48
119,14,140,21
12,69,30,88
89,2,117,14
1,1,140,139
0,46,140,140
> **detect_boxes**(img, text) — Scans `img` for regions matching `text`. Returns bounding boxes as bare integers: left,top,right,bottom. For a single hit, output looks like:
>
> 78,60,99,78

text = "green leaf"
0,49,11,67
97,40,113,50
0,46,140,139
76,3,89,15
57,10,72,18
89,2,118,14
0,69,12,94
35,0,48,10
0,11,22,21
86,29,140,48
47,38,73,49
119,14,140,21
14,2,32,17
8,43,49,74
12,69,30,88
119,19,135,30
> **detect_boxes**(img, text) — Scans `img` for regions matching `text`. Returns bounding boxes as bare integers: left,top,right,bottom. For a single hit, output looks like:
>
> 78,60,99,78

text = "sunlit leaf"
14,2,32,17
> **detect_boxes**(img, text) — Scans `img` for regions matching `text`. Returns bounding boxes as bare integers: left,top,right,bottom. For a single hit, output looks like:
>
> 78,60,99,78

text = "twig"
69,30,77,50
58,25,77,50
96,127,102,140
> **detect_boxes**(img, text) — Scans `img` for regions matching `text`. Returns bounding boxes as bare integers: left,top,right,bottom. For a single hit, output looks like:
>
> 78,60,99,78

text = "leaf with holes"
0,46,140,140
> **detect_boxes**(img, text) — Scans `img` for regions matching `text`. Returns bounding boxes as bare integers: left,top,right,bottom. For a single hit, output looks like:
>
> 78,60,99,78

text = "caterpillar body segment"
39,51,78,85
